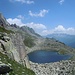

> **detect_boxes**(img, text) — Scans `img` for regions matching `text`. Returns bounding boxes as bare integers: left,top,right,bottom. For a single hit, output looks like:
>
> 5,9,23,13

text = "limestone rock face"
0,32,30,68
9,33,25,60
0,33,20,62
9,33,30,68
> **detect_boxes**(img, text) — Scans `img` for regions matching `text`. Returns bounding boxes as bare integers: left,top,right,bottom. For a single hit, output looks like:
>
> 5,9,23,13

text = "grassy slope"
0,52,35,75
24,36,35,48
0,26,14,34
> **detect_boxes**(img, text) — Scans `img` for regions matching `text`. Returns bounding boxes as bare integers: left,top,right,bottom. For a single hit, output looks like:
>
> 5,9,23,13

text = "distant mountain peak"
46,33,75,48
20,26,41,37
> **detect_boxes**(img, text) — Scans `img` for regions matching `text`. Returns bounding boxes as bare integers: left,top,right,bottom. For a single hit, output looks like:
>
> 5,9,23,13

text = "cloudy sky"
0,0,75,35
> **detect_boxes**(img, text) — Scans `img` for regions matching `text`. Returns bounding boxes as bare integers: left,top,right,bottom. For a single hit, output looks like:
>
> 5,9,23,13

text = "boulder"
0,64,13,74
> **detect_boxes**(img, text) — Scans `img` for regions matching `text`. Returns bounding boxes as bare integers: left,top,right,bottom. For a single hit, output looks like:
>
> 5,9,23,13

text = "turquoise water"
28,50,71,63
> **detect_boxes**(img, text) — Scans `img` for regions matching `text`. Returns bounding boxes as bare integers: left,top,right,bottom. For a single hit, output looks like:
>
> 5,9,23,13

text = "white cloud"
9,0,34,4
6,18,75,36
17,15,24,19
7,18,24,26
29,9,49,17
26,0,34,4
7,18,46,31
54,25,75,35
41,25,75,35
59,0,65,5
42,30,54,35
55,25,65,31
67,27,75,34
24,22,47,29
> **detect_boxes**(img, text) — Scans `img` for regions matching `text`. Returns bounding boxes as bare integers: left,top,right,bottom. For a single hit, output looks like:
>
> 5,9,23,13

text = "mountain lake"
28,50,72,63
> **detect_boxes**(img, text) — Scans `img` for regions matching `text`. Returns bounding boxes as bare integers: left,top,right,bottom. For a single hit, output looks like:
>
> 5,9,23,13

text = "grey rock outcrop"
0,62,12,74
9,33,30,68
0,13,9,27
0,33,30,68
0,33,20,62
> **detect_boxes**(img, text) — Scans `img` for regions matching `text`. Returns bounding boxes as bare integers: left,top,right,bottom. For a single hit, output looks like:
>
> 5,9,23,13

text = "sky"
0,0,75,35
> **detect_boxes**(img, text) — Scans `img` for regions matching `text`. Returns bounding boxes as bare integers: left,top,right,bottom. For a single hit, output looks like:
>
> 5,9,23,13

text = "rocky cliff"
0,33,20,62
0,32,35,75
0,13,31,67
0,13,35,75
0,13,9,27
0,13,75,75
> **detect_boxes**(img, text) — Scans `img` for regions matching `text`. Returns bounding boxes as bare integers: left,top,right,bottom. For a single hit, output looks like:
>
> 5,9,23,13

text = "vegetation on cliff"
0,52,35,75
0,26,14,34
24,36,35,48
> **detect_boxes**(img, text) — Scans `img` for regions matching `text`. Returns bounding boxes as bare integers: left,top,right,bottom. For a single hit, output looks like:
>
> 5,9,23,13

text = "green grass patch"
24,36,35,48
58,50,68,55
0,26,14,34
0,52,35,75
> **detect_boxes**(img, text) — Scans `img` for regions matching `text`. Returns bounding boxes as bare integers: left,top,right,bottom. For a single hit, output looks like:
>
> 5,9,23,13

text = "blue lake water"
28,50,71,63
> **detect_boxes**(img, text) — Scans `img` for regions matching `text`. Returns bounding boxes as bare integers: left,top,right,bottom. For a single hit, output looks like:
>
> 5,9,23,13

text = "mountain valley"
0,13,75,75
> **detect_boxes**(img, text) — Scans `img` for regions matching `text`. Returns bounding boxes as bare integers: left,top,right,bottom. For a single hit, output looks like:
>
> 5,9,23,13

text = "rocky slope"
46,33,75,48
0,51,35,75
30,60,75,75
7,24,75,55
0,13,75,75
0,13,35,75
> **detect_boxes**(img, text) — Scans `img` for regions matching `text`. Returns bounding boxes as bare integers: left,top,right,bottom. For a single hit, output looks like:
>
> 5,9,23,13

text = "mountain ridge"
0,13,75,75
46,33,75,48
